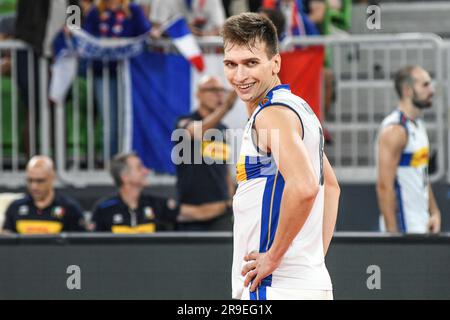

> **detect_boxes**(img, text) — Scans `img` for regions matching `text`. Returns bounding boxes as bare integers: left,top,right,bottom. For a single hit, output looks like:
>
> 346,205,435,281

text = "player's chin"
236,92,253,102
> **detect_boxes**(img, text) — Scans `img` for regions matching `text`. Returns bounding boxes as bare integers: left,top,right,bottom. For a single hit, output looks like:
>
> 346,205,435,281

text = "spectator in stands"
15,0,79,157
262,0,321,37
321,0,351,36
90,152,179,233
1,156,86,234
320,0,351,120
304,0,326,31
149,0,226,37
248,0,263,12
83,0,151,158
174,75,237,231
376,65,441,234
134,0,151,18
222,0,232,17
80,0,95,16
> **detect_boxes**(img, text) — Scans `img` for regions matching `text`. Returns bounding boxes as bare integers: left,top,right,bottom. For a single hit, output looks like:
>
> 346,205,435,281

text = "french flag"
163,16,205,72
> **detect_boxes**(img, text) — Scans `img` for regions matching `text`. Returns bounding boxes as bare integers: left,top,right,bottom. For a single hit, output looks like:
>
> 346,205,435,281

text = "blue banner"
130,51,191,174
69,29,148,60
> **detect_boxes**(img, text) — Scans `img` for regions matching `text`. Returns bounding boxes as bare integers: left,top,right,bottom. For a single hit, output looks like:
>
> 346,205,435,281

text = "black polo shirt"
2,193,86,234
174,111,230,205
91,194,178,233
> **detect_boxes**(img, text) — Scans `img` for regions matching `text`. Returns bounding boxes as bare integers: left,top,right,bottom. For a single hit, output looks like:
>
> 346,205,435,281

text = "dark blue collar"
259,84,291,107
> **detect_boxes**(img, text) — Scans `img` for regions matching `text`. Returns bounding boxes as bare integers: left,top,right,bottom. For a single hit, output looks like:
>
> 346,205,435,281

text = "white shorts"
240,286,334,300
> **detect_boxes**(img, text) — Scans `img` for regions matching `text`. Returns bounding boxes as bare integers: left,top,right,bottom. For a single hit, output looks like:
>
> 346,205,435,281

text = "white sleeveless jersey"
232,85,332,299
376,109,430,233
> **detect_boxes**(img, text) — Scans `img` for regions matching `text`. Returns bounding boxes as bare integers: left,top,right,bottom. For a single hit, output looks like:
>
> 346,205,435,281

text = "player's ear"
272,53,281,75
403,84,413,99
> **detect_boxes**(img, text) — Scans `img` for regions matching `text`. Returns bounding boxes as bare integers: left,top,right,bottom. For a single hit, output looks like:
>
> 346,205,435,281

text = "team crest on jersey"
19,205,29,216
261,97,269,106
113,214,123,224
52,206,65,219
144,207,155,220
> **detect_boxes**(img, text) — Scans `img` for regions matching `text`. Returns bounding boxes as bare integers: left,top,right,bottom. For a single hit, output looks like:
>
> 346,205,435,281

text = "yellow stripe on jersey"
236,155,247,183
111,223,156,234
410,147,429,168
16,220,63,234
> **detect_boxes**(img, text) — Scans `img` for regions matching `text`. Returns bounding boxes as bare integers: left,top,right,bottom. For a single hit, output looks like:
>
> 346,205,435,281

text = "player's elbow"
376,179,394,195
289,179,320,205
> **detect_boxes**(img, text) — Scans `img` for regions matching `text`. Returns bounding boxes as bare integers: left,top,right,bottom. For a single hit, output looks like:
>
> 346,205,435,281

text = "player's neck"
34,190,55,210
119,186,141,210
246,77,282,116
398,100,421,120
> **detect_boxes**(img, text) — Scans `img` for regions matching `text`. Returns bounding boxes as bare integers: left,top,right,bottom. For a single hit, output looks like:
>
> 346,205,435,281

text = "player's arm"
322,153,340,256
309,0,327,24
243,106,319,291
427,185,441,233
376,125,407,233
183,91,237,139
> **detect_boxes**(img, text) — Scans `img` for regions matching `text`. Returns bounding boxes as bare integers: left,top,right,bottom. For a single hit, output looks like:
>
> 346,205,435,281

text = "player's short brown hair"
222,12,279,58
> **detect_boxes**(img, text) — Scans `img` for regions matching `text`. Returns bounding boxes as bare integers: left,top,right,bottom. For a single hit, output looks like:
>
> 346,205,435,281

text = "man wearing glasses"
174,75,237,231
1,156,86,234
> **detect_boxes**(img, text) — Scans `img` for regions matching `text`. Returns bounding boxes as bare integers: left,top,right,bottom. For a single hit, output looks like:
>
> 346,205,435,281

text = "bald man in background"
174,75,238,231
2,156,86,234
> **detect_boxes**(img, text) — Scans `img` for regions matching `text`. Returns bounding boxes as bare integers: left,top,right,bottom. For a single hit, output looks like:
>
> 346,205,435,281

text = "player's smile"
234,81,257,95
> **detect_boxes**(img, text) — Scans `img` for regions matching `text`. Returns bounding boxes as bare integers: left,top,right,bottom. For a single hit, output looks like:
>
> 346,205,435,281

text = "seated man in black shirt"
174,75,237,231
91,152,179,233
2,156,86,234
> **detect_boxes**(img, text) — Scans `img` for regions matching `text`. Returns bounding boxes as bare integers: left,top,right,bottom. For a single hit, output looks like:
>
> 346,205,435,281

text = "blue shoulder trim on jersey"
98,198,120,209
258,84,291,109
396,110,410,148
397,110,409,133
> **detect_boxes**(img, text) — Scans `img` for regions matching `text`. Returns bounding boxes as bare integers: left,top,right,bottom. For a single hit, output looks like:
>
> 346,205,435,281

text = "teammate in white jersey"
222,13,340,300
376,65,441,233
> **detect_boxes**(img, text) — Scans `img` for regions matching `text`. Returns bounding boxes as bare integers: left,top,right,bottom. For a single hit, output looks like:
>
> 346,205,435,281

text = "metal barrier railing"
0,40,50,187
53,56,176,186
0,33,448,186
